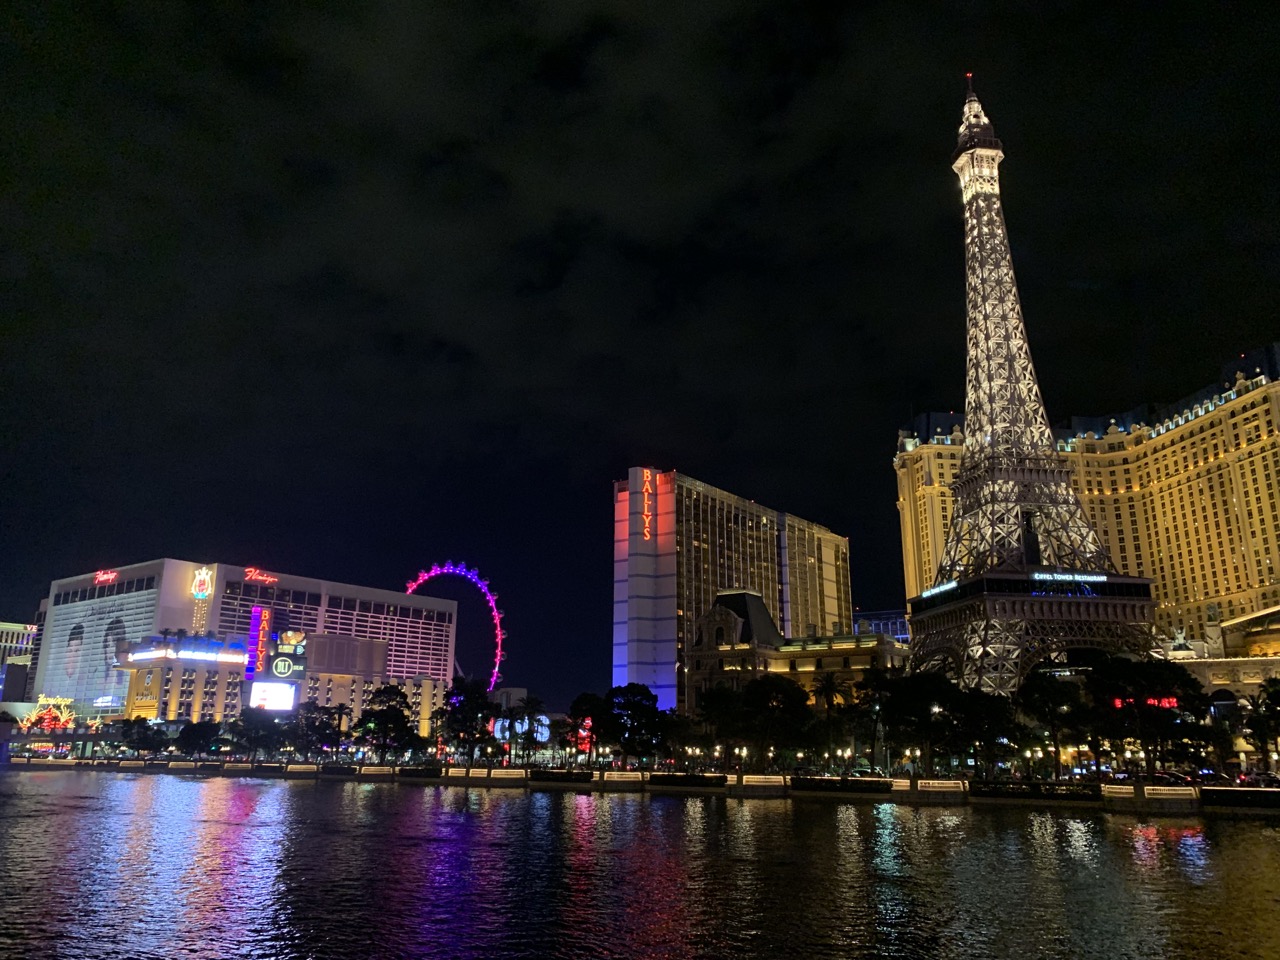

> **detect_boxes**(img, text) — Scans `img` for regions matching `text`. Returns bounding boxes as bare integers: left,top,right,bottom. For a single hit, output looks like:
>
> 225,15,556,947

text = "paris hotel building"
28,558,456,727
895,344,1280,663
613,467,854,712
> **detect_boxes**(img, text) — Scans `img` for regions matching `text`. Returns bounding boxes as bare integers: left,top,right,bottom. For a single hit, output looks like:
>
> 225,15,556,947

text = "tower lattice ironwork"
907,80,1155,694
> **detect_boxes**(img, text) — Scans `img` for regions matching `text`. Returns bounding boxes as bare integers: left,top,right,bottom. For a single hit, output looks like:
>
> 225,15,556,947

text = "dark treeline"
26,659,1279,777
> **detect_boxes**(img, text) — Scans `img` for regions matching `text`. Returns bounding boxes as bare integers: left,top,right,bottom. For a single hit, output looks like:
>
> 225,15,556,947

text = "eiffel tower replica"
907,79,1156,695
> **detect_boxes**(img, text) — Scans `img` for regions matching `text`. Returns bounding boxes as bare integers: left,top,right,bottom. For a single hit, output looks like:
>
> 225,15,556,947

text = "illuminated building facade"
685,592,909,712
31,559,456,719
897,348,1280,652
613,467,853,712
0,622,36,702
0,622,34,660
118,628,448,734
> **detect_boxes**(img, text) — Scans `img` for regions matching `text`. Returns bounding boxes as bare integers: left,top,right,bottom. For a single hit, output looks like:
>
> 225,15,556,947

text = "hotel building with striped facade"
613,467,854,712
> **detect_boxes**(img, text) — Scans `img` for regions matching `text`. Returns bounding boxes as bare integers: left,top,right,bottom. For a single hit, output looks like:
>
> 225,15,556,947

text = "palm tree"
1016,671,1081,779
515,695,545,766
696,685,742,761
811,671,852,720
1240,678,1280,772
331,702,353,733
811,672,852,767
853,666,898,773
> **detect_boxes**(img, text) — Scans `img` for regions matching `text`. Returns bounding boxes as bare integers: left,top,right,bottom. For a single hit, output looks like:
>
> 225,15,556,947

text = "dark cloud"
3,2,1277,707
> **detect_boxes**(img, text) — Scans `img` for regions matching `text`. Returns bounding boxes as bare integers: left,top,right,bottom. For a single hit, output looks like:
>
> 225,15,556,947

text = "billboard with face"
40,584,159,714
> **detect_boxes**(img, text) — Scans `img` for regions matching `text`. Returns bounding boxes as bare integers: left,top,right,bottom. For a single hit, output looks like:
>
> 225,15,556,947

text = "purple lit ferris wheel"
406,562,505,691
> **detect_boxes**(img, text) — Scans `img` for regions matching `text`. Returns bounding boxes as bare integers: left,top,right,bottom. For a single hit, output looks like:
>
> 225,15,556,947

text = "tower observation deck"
906,80,1156,695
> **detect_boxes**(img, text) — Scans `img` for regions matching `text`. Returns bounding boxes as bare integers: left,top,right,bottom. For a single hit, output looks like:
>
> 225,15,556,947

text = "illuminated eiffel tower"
907,79,1156,695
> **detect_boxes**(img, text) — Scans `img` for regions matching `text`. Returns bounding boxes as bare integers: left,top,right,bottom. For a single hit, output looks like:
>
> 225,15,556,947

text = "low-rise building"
685,591,909,713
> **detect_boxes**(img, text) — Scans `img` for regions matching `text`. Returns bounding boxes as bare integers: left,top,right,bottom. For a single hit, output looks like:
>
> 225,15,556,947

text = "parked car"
1241,772,1280,788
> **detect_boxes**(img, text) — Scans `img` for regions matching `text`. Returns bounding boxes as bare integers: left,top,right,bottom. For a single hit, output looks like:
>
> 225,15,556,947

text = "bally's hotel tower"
613,467,853,712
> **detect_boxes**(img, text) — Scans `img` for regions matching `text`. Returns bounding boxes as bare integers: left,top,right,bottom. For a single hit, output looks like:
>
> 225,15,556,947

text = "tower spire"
938,86,1106,579
906,86,1155,695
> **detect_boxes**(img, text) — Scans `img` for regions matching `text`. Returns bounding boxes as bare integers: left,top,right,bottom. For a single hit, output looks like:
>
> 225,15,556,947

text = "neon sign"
127,649,247,664
1113,697,1179,710
1031,572,1109,583
256,608,272,677
922,580,958,598
245,609,263,686
244,567,279,585
641,469,654,541
19,703,76,733
94,570,119,585
191,566,214,600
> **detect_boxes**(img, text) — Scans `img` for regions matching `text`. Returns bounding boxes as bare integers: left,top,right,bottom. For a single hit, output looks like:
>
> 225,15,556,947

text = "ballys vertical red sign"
641,469,654,541
246,605,273,681
255,608,273,676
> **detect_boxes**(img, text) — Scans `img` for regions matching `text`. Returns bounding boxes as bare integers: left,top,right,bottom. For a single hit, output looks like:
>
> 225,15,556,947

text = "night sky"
5,4,1277,709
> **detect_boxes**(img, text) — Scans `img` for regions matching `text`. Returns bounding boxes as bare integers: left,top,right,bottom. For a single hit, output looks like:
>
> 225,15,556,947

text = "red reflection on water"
613,802,697,959
1128,824,1206,872
182,780,264,923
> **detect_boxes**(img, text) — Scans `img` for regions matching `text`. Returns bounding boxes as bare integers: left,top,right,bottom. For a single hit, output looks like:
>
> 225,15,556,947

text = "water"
1,773,1277,960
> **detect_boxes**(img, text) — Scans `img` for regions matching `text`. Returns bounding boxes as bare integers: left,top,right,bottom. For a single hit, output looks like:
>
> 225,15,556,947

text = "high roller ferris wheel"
405,562,506,691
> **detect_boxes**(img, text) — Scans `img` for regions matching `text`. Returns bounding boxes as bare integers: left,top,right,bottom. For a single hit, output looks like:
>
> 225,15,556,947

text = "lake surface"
0,772,1276,960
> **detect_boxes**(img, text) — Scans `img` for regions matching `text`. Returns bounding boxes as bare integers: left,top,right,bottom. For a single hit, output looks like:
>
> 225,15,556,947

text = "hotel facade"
29,559,456,723
685,591,909,716
896,346,1280,659
613,467,854,712
0,622,36,702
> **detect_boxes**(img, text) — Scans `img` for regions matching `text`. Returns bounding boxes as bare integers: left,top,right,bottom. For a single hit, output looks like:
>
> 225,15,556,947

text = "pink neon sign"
641,469,654,541
94,570,119,584
244,567,279,585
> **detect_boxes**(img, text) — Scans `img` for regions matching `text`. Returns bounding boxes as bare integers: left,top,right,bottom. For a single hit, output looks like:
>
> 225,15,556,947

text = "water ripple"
0,774,1278,960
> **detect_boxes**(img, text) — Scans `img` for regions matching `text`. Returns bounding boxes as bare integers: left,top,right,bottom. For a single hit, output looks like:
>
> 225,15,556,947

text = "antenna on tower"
965,72,974,93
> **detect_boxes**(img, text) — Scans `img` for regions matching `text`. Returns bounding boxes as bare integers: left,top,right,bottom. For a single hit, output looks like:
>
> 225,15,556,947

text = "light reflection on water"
0,773,1277,960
